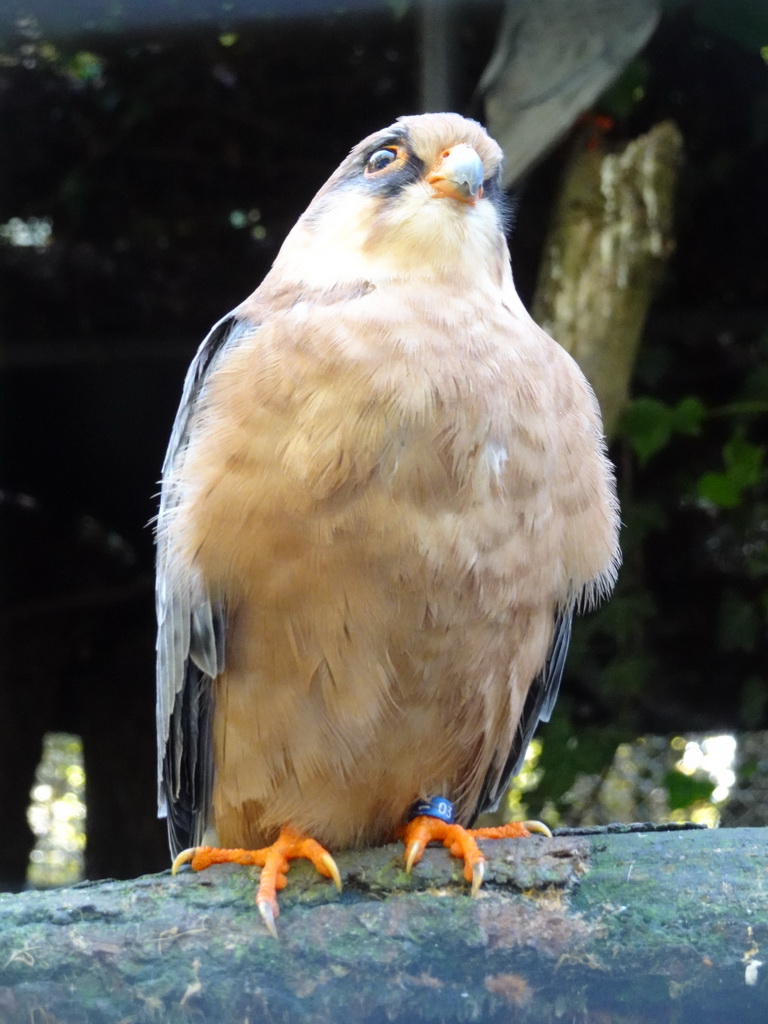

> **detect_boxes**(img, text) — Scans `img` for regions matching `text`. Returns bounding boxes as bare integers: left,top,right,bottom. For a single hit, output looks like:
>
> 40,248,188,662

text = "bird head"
268,113,511,292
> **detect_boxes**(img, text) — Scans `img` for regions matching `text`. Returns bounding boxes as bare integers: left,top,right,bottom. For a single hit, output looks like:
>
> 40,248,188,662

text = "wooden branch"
532,121,684,435
1,827,766,1022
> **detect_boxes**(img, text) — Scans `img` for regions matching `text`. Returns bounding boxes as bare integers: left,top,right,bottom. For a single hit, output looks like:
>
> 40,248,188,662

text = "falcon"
156,112,620,936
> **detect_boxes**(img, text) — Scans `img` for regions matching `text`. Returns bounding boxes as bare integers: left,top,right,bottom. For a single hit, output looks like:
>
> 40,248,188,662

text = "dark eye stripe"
363,152,426,200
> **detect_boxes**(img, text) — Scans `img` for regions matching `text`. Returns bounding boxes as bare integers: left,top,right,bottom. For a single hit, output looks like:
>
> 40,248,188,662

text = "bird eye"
365,148,399,174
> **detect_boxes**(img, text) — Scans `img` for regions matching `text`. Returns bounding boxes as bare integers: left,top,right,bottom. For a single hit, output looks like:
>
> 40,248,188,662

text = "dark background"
1,0,766,888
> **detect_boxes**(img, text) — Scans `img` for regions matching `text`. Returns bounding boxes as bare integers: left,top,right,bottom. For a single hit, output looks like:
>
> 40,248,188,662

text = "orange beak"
426,144,484,205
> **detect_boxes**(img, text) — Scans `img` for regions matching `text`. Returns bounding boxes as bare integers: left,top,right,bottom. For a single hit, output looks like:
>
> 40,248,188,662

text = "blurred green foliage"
27,734,86,889
663,766,715,810
619,395,705,466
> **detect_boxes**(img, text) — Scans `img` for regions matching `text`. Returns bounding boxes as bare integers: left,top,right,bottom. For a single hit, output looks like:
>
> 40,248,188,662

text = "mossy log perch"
1,826,767,1023
532,120,684,435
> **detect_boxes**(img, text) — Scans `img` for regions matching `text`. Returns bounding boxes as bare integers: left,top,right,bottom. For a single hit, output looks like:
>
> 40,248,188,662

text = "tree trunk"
532,121,684,435
0,825,765,1023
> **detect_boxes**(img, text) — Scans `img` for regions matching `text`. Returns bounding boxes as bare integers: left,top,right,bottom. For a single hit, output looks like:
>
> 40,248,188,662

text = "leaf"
698,437,765,507
670,396,705,437
618,397,672,465
697,471,741,508
619,395,708,466
722,437,765,489
664,769,716,812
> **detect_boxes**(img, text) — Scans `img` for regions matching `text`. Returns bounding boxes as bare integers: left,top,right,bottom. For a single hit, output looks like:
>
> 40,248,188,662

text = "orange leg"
400,815,551,897
172,825,341,937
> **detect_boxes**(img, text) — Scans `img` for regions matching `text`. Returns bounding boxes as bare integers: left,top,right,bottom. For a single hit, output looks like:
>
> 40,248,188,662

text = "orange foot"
172,825,342,937
400,813,551,896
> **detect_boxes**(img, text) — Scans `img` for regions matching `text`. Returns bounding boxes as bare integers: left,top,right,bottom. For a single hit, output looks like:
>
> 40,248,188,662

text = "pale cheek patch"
274,178,508,294
370,186,505,284
275,192,385,287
